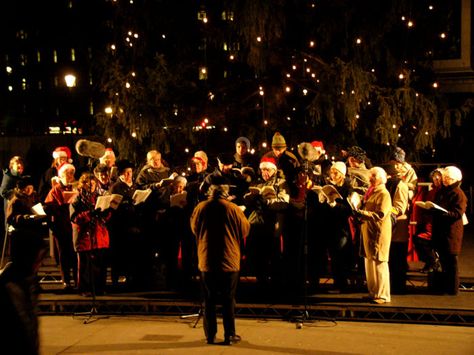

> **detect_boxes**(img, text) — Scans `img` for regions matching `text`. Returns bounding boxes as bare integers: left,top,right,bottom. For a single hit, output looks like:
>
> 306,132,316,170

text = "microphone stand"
293,159,322,329
73,157,109,324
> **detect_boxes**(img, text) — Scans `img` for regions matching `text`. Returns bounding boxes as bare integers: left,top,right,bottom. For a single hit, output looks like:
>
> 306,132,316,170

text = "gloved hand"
318,194,327,204
91,209,102,218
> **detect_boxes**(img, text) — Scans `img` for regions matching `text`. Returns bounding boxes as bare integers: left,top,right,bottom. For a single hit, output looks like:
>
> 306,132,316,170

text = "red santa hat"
57,162,75,177
260,156,277,171
311,141,325,154
52,146,73,163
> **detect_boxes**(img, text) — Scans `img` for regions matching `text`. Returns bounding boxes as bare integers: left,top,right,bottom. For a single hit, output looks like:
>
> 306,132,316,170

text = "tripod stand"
72,161,109,324
180,302,203,328
291,160,320,328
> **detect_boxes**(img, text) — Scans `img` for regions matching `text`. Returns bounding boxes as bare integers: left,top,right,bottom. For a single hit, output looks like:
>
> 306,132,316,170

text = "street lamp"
64,74,76,88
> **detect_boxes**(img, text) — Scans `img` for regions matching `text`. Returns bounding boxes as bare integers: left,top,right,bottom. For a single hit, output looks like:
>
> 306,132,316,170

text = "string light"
440,33,446,39
355,38,362,44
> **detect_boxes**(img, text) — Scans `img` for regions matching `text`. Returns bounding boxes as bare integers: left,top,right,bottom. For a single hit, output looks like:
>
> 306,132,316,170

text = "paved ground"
40,315,474,354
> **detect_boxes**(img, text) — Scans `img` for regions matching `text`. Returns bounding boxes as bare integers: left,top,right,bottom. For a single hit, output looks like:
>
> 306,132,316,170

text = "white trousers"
364,257,391,302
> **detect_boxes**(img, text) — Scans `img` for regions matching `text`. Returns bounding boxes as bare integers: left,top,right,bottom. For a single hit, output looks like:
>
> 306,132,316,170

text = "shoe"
371,298,389,304
206,337,215,345
224,334,241,345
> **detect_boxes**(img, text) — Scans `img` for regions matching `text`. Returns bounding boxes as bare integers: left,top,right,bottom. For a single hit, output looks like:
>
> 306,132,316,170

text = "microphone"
75,139,106,159
297,142,318,162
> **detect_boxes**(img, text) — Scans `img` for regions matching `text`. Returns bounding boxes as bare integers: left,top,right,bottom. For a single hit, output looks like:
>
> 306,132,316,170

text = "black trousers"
438,252,459,295
201,271,239,340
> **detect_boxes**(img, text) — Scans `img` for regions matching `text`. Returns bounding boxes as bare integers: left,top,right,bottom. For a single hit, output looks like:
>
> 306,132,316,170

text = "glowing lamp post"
64,74,76,88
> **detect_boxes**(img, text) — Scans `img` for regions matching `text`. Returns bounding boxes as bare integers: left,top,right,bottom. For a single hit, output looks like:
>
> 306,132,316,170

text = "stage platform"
36,224,474,326
37,266,474,327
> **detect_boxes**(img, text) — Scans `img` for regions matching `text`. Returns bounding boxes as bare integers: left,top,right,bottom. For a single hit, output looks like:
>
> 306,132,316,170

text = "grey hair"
370,166,387,184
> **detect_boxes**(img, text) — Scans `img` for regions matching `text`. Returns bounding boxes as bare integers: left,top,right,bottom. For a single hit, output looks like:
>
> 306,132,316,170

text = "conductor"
190,177,250,345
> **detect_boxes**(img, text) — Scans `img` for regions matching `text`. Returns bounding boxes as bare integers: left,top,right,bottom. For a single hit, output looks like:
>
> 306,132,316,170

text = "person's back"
192,191,249,272
190,183,250,345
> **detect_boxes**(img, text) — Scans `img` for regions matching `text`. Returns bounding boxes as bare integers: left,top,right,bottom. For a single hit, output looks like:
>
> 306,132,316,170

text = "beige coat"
391,179,410,243
359,184,392,262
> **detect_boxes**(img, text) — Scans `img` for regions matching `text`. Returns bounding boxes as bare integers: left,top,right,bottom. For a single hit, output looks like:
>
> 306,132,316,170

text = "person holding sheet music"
70,173,111,296
243,156,289,290
430,166,468,295
200,153,249,206
317,161,354,293
355,167,392,304
44,163,78,291
108,159,142,289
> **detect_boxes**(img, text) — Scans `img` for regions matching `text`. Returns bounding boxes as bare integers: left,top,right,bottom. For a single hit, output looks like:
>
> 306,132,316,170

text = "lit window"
222,11,234,21
197,10,207,20
8,85,13,92
223,43,228,51
89,101,94,115
68,0,73,8
54,76,59,87
53,50,58,63
20,54,27,66
17,30,27,40
71,48,76,62
38,81,42,90
6,66,12,74
22,78,26,90
89,72,93,85
37,51,41,63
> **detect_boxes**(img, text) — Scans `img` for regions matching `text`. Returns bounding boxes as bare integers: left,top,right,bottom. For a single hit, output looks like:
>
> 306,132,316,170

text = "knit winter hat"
57,163,75,177
271,132,287,148
115,159,134,175
53,146,73,163
443,166,462,182
331,161,347,176
235,136,251,149
260,156,277,171
16,175,34,190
